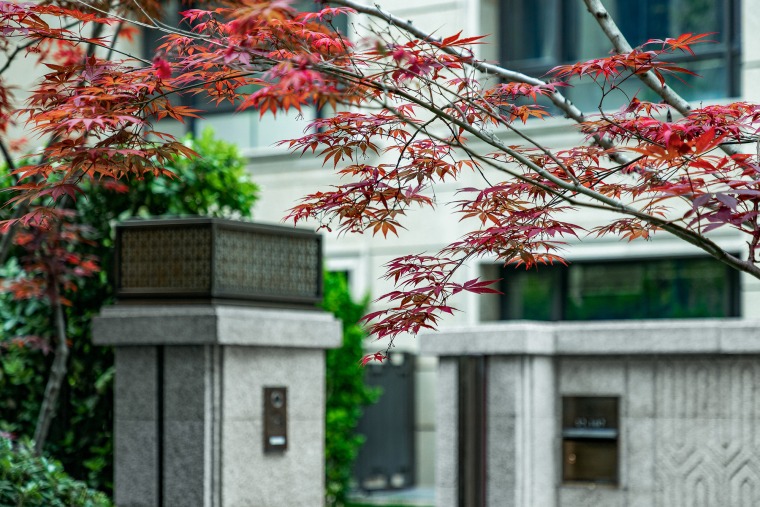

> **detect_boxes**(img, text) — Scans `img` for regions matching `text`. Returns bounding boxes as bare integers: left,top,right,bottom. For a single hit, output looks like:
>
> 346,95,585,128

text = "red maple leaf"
152,56,171,80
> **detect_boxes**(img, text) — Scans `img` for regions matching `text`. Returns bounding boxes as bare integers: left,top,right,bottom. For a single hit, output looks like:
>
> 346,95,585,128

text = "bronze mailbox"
561,396,619,484
264,387,288,453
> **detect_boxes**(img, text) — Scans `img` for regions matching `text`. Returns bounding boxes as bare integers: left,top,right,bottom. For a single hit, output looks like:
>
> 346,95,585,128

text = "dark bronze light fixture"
115,217,322,307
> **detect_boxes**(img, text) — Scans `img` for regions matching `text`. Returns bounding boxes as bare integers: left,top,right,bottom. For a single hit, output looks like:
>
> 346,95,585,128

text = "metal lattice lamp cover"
115,217,322,306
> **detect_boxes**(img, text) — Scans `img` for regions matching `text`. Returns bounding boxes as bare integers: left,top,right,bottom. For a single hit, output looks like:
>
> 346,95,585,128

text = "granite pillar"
93,304,341,507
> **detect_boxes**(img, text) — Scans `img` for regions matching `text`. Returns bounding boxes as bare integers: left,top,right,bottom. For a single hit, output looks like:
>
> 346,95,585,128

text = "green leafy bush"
0,437,112,507
82,127,259,221
322,272,379,507
0,129,258,493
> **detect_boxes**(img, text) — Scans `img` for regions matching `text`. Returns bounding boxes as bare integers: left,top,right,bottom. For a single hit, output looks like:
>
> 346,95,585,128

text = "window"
499,256,740,321
499,0,741,111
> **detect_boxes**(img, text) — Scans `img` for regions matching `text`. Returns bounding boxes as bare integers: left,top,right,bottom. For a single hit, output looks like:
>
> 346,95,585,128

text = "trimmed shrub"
322,272,379,506
0,437,112,507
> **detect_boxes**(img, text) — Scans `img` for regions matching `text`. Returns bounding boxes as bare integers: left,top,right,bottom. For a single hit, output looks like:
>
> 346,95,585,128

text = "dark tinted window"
500,256,740,321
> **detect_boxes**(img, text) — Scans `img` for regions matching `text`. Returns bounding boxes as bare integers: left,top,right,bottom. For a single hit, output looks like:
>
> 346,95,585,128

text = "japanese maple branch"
427,131,757,280
331,65,760,278
0,19,85,76
325,0,627,163
74,0,233,51
355,51,585,186
379,254,472,357
104,21,124,61
328,65,612,201
135,70,262,109
370,81,652,221
0,18,109,266
583,0,741,157
379,53,587,186
330,67,637,203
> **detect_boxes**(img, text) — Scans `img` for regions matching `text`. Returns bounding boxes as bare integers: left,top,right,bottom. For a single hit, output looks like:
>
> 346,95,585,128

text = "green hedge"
322,272,379,506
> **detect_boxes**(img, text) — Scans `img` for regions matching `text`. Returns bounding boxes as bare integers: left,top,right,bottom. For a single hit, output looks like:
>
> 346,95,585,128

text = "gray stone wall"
421,320,760,507
479,356,559,507
559,356,760,507
113,347,160,506
221,346,325,506
435,358,459,507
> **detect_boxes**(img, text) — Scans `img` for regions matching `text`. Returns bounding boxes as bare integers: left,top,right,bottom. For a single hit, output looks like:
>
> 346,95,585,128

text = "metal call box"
562,396,619,484
264,387,287,453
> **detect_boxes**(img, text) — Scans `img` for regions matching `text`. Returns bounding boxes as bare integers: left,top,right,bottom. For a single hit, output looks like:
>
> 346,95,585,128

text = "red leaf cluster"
2,209,100,310
0,0,758,355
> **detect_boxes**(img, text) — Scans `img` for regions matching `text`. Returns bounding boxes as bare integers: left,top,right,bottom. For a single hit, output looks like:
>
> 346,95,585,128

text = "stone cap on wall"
419,319,760,356
93,304,342,349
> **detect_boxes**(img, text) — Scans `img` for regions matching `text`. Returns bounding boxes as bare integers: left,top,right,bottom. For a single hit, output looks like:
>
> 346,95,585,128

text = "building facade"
5,0,753,502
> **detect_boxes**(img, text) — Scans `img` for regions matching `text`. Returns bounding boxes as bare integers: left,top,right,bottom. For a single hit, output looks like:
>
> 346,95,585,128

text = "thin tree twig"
0,138,21,266
325,0,629,164
33,277,69,455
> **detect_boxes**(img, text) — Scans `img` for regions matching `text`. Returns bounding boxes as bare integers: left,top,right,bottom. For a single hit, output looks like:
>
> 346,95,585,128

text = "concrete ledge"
93,304,341,349
419,322,555,355
420,319,760,356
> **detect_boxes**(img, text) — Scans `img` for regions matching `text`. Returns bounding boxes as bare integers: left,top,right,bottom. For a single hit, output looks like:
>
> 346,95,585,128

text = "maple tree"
0,0,759,372
4,210,99,455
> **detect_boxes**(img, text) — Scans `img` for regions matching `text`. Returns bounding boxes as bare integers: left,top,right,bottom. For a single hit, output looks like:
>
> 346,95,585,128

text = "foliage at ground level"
323,272,380,506
0,437,112,507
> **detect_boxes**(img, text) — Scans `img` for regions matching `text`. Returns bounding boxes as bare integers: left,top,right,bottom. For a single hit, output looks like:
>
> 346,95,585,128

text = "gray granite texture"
93,304,341,349
112,347,159,507
434,358,459,507
421,319,760,356
94,304,339,507
422,319,760,507
221,346,326,507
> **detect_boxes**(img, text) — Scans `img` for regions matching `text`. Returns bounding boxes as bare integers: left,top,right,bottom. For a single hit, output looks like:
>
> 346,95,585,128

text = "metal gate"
354,352,416,491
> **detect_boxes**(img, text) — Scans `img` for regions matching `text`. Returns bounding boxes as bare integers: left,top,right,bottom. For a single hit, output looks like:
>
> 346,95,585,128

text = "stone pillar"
421,322,558,507
434,357,458,507
94,304,340,507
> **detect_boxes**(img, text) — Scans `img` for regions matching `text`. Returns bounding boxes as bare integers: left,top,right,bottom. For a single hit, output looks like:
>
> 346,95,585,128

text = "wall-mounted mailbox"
264,387,288,453
561,396,619,484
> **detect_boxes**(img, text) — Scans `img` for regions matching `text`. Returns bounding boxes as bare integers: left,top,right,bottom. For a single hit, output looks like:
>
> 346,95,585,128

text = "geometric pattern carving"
655,360,760,506
116,219,321,303
214,228,320,298
120,227,212,290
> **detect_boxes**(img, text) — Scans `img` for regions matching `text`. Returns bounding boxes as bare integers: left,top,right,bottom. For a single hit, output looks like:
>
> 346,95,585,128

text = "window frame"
498,0,742,99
